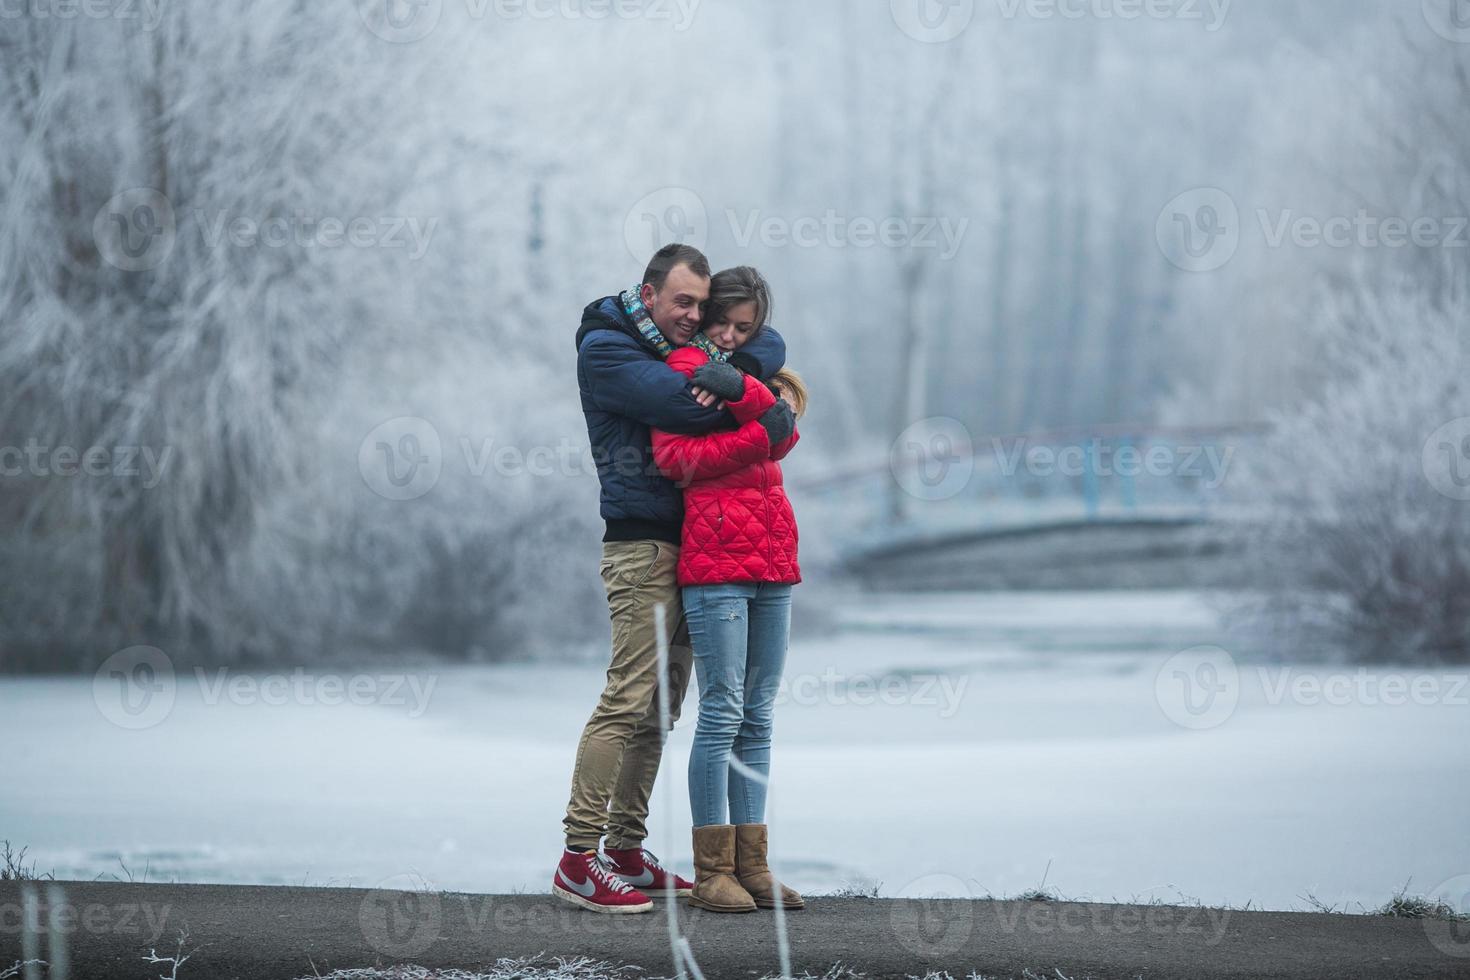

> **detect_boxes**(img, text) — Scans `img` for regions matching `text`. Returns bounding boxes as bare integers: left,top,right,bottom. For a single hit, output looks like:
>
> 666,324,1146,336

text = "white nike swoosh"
557,868,597,897
621,867,656,888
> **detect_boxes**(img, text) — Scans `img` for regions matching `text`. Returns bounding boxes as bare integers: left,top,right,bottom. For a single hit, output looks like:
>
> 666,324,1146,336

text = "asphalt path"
2,880,1467,979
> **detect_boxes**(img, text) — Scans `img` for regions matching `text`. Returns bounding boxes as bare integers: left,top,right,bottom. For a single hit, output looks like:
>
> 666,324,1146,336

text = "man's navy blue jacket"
575,295,787,544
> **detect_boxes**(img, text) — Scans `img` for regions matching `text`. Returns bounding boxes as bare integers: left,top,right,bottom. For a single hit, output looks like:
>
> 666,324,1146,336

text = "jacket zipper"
762,460,775,573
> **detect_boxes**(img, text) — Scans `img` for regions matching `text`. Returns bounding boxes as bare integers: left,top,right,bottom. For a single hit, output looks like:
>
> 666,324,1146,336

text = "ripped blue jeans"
682,582,793,827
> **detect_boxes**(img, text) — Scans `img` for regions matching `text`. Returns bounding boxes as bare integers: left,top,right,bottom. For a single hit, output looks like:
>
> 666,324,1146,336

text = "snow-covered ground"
3,589,1467,912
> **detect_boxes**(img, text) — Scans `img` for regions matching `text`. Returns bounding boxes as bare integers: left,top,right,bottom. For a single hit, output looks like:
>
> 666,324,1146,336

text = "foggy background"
1,0,1466,669
2,0,1469,921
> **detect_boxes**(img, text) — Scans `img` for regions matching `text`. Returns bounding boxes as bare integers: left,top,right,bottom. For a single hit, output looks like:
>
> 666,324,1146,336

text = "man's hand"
757,400,795,446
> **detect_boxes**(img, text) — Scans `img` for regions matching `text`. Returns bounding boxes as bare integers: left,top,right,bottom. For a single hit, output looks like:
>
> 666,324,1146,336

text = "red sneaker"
603,846,694,897
552,849,654,913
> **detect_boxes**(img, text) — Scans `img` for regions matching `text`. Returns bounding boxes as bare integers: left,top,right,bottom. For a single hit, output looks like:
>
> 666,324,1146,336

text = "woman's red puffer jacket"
651,345,801,587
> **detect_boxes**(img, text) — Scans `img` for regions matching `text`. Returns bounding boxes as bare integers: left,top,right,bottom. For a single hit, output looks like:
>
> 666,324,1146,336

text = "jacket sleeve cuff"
727,373,777,424
728,351,764,378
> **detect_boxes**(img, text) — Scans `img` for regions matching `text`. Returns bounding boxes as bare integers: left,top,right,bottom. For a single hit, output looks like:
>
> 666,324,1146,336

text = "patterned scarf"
619,284,736,365
689,333,732,364
619,285,673,359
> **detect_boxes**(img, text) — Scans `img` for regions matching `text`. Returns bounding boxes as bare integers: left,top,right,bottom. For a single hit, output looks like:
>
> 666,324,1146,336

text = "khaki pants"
563,539,693,850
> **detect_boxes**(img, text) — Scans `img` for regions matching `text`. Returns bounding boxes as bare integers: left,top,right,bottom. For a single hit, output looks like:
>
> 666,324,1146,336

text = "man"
553,243,789,913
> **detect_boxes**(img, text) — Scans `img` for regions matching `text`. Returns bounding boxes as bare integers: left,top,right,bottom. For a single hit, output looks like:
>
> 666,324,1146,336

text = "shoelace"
588,853,635,894
640,849,668,873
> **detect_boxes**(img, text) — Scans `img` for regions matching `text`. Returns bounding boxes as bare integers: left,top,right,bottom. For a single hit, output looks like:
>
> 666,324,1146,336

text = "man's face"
640,263,709,347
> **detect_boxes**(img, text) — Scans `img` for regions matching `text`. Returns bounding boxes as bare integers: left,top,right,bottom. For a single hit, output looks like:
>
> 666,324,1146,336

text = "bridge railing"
787,422,1268,553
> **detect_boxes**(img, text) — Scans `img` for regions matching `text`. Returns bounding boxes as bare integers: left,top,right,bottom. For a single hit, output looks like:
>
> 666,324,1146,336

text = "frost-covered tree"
1222,14,1470,662
1233,287,1469,663
0,5,611,667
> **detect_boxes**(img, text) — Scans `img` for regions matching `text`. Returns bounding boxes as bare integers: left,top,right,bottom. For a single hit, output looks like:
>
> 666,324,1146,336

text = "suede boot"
688,825,757,913
735,824,804,910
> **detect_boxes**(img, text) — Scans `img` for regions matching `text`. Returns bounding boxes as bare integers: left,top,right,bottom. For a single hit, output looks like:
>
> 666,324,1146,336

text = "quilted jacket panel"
650,346,801,586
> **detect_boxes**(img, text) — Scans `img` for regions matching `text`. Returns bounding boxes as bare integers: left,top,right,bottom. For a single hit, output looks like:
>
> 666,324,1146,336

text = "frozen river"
3,590,1467,913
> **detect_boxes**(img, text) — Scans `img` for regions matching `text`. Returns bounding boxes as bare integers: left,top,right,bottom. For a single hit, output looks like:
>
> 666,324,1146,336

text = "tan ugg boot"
688,825,757,913
735,824,805,910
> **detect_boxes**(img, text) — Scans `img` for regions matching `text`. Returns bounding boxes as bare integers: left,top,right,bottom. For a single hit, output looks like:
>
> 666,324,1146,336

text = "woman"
651,266,807,914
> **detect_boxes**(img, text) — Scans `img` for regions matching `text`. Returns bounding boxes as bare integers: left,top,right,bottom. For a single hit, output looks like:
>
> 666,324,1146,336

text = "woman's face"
703,300,760,352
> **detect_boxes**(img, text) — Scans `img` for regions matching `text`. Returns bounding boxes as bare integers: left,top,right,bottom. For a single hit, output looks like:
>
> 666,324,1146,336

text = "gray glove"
757,400,795,446
691,361,746,403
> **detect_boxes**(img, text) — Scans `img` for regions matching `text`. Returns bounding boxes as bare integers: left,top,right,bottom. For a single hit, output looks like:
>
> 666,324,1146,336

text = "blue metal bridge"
787,423,1267,589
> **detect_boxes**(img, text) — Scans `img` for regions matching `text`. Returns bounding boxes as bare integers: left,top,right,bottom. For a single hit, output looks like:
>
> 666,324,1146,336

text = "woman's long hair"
771,369,808,420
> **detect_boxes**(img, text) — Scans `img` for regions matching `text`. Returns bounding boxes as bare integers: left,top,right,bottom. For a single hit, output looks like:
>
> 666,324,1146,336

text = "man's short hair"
643,243,712,291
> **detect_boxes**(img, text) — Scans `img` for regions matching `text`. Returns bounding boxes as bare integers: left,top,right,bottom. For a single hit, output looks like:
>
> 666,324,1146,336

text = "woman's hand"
691,385,724,410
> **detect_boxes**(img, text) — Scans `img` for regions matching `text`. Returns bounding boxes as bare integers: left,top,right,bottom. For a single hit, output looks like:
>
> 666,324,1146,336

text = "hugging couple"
553,243,806,915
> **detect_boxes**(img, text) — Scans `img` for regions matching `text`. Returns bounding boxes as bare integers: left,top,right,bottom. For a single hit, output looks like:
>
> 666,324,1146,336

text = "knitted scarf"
619,285,673,359
689,333,732,364
619,284,735,364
